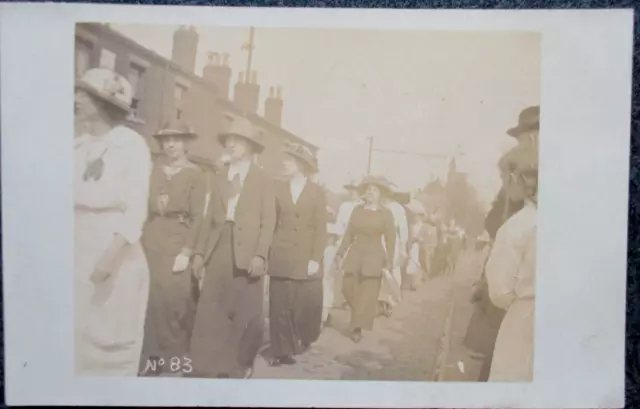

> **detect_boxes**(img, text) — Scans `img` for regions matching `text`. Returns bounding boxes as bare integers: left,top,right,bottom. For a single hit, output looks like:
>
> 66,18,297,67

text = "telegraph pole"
367,136,374,175
241,27,256,82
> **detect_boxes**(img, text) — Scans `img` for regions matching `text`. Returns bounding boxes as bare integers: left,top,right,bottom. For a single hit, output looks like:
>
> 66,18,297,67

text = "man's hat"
76,68,133,114
507,106,540,138
283,141,319,174
153,121,198,140
356,175,396,197
217,115,265,153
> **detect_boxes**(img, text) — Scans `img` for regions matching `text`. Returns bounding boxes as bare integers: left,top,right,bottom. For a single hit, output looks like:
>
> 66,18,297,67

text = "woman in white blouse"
485,144,538,382
74,68,152,376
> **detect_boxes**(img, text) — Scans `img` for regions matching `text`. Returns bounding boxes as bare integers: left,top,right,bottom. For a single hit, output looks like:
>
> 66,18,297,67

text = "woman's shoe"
350,328,363,343
269,356,296,366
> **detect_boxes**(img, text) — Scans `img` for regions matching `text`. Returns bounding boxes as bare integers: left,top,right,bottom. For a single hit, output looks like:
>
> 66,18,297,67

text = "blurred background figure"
322,223,342,326
379,190,409,318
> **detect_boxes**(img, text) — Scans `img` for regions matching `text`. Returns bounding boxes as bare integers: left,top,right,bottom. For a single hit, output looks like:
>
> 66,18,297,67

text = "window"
75,38,93,78
128,63,146,115
174,83,188,120
99,48,116,71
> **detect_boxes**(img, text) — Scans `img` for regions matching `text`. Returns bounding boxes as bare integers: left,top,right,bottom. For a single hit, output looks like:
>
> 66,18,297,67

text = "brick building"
75,23,317,176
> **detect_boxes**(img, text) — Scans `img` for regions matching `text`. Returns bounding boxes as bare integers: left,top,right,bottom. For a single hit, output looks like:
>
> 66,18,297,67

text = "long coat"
195,163,276,268
268,180,327,280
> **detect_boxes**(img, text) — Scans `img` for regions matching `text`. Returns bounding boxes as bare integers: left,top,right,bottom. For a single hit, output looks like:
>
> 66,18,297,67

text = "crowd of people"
73,67,537,382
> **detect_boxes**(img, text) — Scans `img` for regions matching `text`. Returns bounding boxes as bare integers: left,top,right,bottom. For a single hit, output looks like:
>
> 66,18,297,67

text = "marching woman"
268,143,327,366
139,123,206,376
189,116,276,379
74,68,151,375
335,176,396,343
485,143,538,381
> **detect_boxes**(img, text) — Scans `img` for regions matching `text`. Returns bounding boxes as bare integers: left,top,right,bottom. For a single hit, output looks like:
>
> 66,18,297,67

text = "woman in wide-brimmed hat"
485,143,538,381
267,142,327,365
139,123,207,376
334,175,396,343
74,68,152,376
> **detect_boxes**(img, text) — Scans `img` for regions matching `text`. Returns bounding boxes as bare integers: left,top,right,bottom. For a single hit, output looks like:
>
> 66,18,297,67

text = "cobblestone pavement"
253,264,460,381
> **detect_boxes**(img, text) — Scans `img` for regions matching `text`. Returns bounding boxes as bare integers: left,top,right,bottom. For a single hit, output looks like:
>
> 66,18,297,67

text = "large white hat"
76,68,133,113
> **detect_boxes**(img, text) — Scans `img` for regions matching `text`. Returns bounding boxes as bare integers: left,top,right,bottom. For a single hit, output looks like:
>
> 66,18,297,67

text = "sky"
112,24,540,208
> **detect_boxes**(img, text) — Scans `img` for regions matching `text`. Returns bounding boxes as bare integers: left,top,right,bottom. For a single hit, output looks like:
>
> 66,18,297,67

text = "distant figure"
334,176,396,343
267,143,326,366
139,124,206,377
74,68,151,376
379,198,409,317
405,211,427,291
322,224,342,326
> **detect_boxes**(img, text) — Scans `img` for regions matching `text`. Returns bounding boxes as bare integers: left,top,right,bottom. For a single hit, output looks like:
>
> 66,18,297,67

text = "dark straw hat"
507,106,540,138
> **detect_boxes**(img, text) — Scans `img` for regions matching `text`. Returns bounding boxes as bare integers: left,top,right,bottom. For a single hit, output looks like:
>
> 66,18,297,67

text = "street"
253,248,487,381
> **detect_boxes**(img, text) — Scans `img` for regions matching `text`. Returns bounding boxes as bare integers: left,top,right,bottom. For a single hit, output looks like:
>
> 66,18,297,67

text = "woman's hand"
248,256,266,277
191,254,205,280
90,247,119,283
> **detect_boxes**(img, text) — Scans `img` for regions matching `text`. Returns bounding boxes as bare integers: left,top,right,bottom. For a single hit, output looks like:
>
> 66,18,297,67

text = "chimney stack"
234,70,260,115
203,51,232,99
265,85,284,127
171,25,199,73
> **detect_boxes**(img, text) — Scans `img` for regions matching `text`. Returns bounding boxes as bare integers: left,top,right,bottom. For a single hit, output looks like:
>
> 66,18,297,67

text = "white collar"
290,174,307,186
229,158,251,175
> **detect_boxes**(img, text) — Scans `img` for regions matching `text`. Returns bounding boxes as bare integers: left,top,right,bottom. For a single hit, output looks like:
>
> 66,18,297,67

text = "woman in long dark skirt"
267,143,327,366
139,124,206,377
334,175,396,343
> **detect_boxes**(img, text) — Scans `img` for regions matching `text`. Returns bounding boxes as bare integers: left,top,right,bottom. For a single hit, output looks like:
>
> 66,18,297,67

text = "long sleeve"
336,209,356,257
311,186,328,263
255,174,276,260
383,210,397,270
396,205,409,246
114,136,151,244
183,169,207,253
335,202,353,237
485,219,521,310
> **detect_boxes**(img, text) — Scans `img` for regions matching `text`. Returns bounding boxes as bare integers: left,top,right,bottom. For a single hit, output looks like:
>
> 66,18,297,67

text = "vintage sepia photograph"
2,4,632,407
74,22,540,382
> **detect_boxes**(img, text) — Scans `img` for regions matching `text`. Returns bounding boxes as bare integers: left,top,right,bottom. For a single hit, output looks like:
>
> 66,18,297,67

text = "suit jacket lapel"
236,164,259,210
216,166,231,213
294,180,312,209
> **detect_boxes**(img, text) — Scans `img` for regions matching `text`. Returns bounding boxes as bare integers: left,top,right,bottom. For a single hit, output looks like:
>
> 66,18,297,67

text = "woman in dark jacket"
139,123,206,376
334,175,396,343
267,143,327,366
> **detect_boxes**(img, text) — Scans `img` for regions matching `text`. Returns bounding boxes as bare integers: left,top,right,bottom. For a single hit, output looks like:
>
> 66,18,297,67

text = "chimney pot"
251,71,258,84
222,53,230,66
